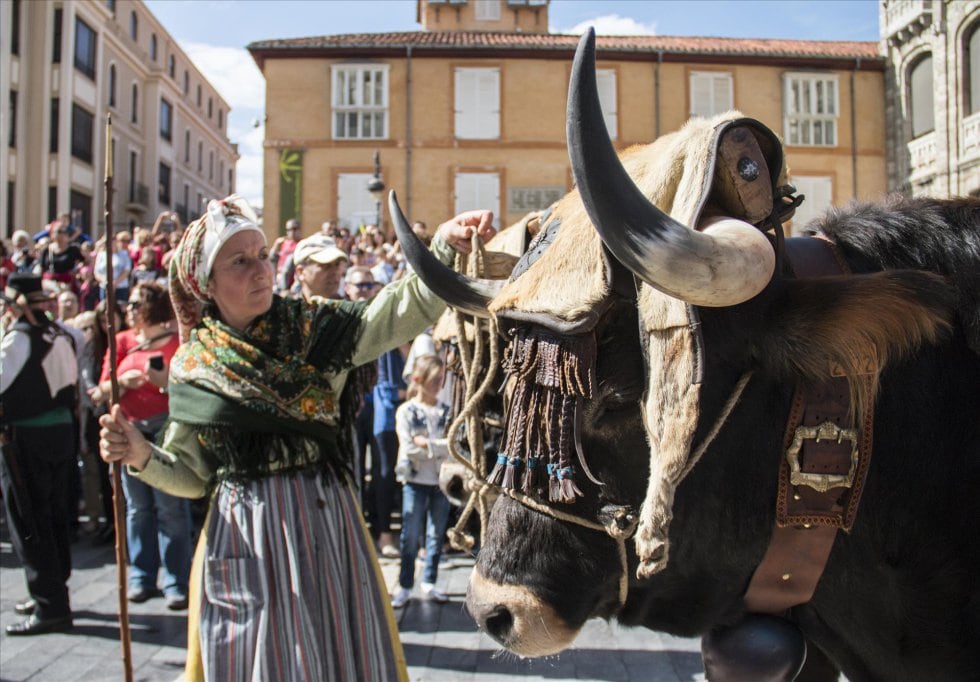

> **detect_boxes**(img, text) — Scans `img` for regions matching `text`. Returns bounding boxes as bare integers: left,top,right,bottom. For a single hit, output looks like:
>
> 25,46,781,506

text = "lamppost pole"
366,149,385,236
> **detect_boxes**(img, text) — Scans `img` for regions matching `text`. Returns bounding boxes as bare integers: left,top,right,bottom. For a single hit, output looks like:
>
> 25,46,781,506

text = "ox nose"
466,599,515,646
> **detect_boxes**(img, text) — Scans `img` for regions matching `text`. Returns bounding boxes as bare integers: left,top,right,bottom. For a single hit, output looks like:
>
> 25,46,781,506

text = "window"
50,98,59,153
228,168,233,191
455,172,501,227
52,8,62,63
209,150,214,180
108,64,117,107
219,160,224,188
788,176,833,236
69,190,91,235
475,0,501,20
183,70,189,95
690,71,733,118
150,33,157,61
337,173,378,229
10,0,20,56
909,55,935,138
8,90,16,148
159,162,171,204
129,11,138,41
71,104,94,164
969,26,980,115
106,0,116,14
128,151,138,202
196,84,201,108
454,67,499,140
596,69,618,140
783,72,838,146
332,64,389,140
184,129,190,162
208,97,213,119
197,141,202,171
74,17,97,79
160,98,172,141
218,109,223,129
131,83,139,124
168,54,175,78
48,186,57,223
7,182,14,236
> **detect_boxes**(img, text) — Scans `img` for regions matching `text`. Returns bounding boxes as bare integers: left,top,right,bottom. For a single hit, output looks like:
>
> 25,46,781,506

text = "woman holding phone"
89,282,191,609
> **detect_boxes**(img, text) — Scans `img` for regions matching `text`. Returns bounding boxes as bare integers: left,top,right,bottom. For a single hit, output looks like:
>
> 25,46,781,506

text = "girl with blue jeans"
391,354,451,608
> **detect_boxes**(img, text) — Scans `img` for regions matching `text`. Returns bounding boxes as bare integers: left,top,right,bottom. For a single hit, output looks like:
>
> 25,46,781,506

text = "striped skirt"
200,470,407,681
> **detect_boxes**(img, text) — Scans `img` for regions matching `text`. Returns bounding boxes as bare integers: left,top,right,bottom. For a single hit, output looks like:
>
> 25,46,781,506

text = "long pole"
104,113,134,682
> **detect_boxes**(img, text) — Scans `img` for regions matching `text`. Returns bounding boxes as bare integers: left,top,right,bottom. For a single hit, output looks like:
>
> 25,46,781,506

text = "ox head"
392,29,956,659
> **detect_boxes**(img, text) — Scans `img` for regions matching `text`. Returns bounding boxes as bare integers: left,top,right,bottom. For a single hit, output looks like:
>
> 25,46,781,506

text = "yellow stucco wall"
261,52,886,240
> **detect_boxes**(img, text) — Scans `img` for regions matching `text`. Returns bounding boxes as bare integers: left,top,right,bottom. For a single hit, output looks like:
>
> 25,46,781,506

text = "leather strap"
744,235,874,614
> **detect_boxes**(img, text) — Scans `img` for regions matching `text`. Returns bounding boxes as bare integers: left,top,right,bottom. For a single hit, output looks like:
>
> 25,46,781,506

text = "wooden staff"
104,113,134,682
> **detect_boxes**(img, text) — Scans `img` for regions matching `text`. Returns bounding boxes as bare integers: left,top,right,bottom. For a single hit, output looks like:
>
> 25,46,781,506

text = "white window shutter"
337,173,378,230
456,68,499,140
478,69,500,139
455,172,500,227
596,69,617,139
788,175,832,236
691,72,732,118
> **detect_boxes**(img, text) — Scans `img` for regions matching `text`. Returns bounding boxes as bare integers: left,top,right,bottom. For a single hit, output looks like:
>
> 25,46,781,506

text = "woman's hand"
98,405,152,471
412,435,429,448
144,358,168,390
118,368,145,390
437,210,496,254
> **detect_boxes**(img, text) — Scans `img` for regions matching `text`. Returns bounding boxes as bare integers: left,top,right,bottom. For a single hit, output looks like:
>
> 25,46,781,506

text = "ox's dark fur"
474,196,980,681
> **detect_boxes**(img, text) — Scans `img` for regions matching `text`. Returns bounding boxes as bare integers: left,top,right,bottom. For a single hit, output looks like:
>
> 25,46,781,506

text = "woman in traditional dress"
98,195,492,681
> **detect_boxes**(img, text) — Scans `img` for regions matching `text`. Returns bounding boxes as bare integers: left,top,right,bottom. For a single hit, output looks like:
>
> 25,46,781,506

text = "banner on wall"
278,149,303,235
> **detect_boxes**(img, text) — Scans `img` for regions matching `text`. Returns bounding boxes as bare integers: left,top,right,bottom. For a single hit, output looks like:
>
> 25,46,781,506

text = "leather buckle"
785,421,859,493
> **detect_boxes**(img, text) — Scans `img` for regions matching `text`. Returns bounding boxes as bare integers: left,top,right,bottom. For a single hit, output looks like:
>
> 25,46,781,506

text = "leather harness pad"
743,236,875,615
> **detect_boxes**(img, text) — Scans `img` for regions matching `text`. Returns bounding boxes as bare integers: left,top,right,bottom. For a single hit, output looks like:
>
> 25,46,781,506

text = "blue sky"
144,0,881,206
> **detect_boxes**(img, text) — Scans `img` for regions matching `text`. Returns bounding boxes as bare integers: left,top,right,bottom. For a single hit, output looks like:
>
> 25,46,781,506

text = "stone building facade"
881,0,980,197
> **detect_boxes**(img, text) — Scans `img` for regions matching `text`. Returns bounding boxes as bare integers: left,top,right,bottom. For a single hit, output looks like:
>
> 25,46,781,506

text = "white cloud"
553,14,657,36
181,42,266,208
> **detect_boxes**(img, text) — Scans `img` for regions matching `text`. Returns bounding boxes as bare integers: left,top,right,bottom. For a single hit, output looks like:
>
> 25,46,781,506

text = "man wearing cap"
0,273,78,635
293,233,349,301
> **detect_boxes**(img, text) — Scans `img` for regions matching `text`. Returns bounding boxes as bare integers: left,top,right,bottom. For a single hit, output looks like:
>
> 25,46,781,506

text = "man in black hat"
1,272,77,635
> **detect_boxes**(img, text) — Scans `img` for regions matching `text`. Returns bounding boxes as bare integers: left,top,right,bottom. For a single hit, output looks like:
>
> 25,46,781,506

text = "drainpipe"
405,45,413,218
850,56,861,199
655,50,663,138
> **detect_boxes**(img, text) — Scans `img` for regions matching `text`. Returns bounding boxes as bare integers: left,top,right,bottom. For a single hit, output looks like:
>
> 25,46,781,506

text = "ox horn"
388,190,501,317
567,29,774,307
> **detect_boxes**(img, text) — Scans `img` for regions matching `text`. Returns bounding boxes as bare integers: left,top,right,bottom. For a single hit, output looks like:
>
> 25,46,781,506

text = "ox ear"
758,270,955,411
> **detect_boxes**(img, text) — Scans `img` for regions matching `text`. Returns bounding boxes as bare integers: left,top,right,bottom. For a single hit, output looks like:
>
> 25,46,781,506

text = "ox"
393,30,980,682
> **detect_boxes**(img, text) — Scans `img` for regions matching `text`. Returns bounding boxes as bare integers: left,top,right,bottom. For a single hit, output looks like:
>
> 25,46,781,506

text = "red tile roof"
248,31,881,69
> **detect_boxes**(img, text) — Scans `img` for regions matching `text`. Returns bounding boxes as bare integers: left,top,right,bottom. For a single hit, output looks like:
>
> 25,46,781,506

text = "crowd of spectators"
1,207,458,631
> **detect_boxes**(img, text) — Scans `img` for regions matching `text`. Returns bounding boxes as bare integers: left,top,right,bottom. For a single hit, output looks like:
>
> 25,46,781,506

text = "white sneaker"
391,587,411,609
420,582,448,603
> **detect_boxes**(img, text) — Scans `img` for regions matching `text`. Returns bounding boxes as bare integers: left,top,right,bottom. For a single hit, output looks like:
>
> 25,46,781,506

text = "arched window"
218,109,223,129
196,84,201,108
131,83,139,124
183,70,189,95
108,64,116,108
168,54,175,78
968,24,980,115
129,11,137,41
150,33,157,60
909,55,935,138
184,129,190,163
208,97,213,119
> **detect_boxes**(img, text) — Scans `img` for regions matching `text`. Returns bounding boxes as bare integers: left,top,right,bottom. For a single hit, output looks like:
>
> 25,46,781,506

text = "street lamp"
366,149,385,232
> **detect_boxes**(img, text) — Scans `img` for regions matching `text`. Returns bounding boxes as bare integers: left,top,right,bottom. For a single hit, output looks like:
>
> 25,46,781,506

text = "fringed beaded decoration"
493,327,596,503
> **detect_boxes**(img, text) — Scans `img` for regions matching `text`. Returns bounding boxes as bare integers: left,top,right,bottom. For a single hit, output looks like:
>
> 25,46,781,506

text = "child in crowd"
391,354,452,608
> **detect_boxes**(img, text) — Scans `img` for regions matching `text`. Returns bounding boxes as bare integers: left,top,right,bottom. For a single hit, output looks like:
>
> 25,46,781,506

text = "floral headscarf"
169,195,265,342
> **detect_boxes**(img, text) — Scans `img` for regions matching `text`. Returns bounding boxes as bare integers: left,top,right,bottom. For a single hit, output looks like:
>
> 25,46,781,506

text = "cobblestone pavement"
1,518,705,681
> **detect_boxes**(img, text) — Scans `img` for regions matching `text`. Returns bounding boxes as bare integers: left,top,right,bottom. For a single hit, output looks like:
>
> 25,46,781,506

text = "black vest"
2,318,77,421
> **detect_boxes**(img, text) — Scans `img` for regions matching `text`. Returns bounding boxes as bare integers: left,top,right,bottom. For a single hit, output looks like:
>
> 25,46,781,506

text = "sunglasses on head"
126,300,142,309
